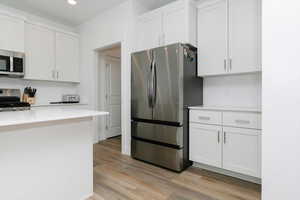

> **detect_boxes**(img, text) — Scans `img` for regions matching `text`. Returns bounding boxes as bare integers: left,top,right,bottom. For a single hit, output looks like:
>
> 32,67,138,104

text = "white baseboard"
80,193,93,200
193,162,261,184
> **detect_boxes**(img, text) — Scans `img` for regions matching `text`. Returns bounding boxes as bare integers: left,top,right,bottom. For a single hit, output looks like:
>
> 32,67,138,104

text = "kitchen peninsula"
0,108,108,200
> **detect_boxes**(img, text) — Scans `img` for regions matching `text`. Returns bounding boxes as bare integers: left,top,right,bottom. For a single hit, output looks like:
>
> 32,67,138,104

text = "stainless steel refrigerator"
131,43,203,172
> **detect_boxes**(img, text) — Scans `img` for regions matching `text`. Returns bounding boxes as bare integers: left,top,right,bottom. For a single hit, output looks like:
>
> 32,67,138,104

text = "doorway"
96,43,122,150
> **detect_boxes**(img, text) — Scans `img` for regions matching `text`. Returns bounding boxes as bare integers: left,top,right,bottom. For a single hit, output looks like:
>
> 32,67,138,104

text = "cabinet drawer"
223,112,261,129
190,110,222,125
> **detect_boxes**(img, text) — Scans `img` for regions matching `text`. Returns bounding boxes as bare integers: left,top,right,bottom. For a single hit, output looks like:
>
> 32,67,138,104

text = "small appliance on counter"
0,89,30,112
22,87,37,105
50,94,80,104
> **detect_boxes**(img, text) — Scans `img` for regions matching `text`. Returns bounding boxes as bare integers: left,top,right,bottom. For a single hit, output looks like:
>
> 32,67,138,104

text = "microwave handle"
10,56,13,72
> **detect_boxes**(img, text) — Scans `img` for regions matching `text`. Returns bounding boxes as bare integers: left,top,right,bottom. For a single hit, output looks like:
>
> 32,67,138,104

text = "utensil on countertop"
22,87,37,105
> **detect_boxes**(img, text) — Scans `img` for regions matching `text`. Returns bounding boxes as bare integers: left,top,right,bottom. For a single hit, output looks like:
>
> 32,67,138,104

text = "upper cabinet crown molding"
25,21,78,38
0,9,27,21
197,0,262,77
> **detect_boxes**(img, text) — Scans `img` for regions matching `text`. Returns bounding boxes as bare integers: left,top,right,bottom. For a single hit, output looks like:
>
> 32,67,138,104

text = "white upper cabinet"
222,127,261,177
228,0,261,74
56,32,79,82
25,23,79,83
0,14,24,52
197,0,261,76
162,4,186,46
135,0,196,52
136,12,163,51
25,23,55,81
197,1,227,76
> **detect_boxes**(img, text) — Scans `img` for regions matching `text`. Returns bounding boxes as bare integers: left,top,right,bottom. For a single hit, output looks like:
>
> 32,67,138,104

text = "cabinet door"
228,0,261,73
55,32,79,82
163,7,186,46
25,23,55,81
223,127,261,177
135,13,162,51
190,123,222,168
0,15,24,52
197,1,227,76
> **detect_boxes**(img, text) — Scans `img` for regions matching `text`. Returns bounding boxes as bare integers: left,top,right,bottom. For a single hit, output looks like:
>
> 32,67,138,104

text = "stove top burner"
0,89,31,112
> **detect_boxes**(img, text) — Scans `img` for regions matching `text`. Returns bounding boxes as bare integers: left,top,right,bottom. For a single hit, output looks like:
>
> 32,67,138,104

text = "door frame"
93,40,131,155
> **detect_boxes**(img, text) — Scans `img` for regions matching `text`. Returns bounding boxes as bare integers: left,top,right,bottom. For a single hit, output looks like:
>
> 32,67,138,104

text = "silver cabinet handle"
224,59,227,72
224,132,226,144
218,131,220,143
229,58,232,71
235,120,250,124
198,116,210,121
57,71,59,80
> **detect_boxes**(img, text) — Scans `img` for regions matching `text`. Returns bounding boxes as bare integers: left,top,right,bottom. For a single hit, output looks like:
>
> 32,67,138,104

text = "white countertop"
31,103,89,107
189,105,261,113
0,108,109,127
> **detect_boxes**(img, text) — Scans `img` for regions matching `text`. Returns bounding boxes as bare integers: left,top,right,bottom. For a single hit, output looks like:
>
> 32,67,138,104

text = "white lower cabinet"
223,127,261,177
190,124,222,168
189,109,261,178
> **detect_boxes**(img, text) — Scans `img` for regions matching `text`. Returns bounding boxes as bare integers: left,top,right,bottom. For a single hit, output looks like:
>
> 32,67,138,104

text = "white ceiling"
0,0,178,27
0,0,127,26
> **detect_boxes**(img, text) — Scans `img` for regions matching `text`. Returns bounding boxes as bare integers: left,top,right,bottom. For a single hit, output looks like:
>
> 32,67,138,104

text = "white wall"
203,73,262,108
77,0,134,153
0,4,79,105
262,0,300,199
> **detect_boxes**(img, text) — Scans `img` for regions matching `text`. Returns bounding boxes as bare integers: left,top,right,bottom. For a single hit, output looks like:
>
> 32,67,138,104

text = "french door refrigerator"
131,43,203,172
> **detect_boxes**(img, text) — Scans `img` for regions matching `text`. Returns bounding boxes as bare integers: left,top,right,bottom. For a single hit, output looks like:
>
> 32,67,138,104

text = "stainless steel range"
0,89,30,112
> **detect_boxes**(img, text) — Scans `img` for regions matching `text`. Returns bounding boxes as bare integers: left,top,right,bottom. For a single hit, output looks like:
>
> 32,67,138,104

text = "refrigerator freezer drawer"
131,121,183,147
131,139,184,172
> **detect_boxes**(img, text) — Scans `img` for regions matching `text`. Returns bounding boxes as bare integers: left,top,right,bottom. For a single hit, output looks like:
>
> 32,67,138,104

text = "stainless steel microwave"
0,49,25,77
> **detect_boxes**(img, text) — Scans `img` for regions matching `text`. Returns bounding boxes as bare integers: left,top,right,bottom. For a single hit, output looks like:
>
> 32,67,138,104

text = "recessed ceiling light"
68,0,77,5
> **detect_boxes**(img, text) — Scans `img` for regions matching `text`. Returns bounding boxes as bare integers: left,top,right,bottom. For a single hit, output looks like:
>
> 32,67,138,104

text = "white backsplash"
203,73,262,109
0,78,79,105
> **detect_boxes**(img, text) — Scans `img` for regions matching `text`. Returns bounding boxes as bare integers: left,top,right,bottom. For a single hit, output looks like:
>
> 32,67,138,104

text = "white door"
135,12,162,51
189,123,222,168
197,0,227,76
25,23,55,81
55,32,79,82
228,0,261,73
105,57,121,138
0,14,24,52
163,7,186,46
223,127,261,177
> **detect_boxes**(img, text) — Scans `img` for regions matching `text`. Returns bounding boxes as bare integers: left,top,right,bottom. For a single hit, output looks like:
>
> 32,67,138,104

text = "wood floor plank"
92,137,261,200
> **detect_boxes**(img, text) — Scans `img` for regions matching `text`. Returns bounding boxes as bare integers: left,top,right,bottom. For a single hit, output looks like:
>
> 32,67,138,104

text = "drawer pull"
235,120,250,124
198,116,210,121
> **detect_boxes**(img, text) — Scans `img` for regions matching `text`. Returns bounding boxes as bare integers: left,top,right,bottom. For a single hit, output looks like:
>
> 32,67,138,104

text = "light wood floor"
89,136,261,200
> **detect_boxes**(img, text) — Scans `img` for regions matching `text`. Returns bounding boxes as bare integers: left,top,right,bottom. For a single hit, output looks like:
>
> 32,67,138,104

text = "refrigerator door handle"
147,60,154,108
152,59,157,107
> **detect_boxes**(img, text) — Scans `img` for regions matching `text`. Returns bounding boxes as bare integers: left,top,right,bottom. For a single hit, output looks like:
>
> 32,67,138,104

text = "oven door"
0,54,11,73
